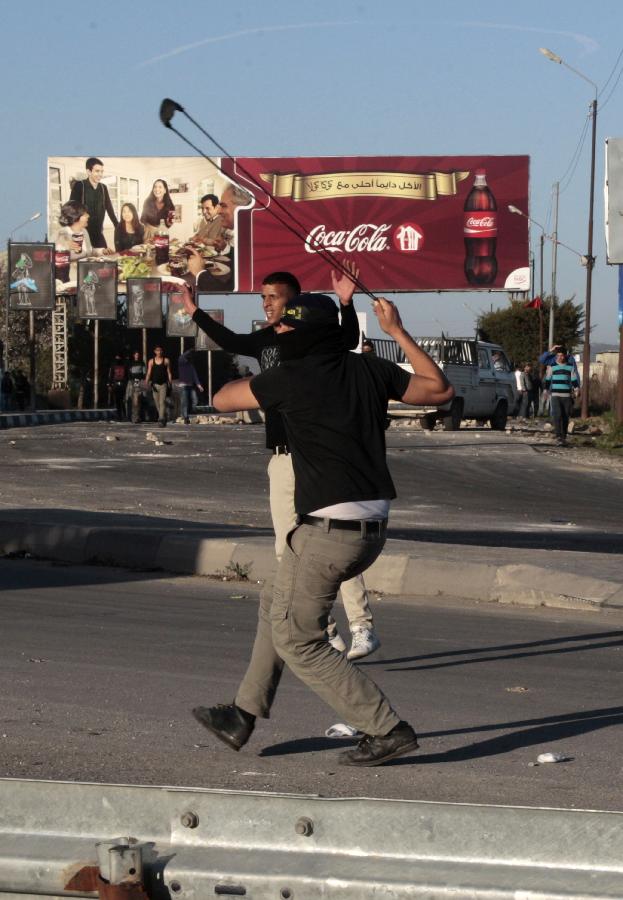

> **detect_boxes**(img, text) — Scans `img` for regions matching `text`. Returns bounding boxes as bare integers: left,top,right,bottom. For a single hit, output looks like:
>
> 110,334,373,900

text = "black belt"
297,514,387,537
273,446,290,455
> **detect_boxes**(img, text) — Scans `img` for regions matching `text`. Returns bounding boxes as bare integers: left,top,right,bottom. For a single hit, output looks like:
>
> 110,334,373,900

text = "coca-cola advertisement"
48,155,529,294
127,277,162,329
77,260,118,320
166,289,198,338
194,303,224,350
9,242,55,310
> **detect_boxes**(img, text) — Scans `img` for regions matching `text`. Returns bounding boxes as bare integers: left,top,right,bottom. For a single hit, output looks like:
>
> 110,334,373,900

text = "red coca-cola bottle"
464,169,497,285
154,219,170,265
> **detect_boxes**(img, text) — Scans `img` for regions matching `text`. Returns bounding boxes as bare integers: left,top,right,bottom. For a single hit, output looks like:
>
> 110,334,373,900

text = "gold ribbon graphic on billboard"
260,170,470,202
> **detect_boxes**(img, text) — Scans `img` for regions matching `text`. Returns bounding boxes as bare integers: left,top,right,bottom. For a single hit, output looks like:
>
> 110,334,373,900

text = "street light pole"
549,181,559,349
539,47,598,419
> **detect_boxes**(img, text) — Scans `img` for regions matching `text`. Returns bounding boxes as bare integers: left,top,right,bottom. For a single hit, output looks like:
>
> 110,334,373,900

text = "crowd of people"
511,345,581,445
105,347,204,426
57,157,235,257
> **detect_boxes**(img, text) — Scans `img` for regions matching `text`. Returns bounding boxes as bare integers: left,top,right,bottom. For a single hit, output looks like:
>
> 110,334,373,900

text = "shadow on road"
358,629,623,672
259,705,623,766
386,704,623,766
388,525,623,553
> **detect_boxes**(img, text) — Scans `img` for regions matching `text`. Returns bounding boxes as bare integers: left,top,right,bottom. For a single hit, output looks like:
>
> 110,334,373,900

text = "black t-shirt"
250,352,410,515
192,304,360,449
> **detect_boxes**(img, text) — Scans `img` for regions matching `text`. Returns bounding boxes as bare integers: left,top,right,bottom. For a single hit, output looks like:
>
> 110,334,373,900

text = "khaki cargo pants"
268,452,374,631
235,521,400,737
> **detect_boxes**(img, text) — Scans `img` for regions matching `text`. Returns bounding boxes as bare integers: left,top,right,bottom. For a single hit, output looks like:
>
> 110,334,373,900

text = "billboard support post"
208,349,213,408
4,240,10,374
142,328,147,367
93,321,99,410
28,310,36,411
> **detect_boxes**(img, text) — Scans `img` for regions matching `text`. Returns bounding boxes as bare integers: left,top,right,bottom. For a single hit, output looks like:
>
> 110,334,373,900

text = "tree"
477,295,583,366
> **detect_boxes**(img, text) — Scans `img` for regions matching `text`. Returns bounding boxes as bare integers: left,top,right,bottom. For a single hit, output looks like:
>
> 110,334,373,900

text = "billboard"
48,155,529,294
605,138,623,264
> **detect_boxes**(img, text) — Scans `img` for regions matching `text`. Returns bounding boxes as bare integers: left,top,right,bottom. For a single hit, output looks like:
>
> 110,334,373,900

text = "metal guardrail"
1,778,623,898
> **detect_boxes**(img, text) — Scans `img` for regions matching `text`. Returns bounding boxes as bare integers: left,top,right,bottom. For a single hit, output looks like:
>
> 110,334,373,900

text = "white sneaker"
347,626,381,660
328,632,347,652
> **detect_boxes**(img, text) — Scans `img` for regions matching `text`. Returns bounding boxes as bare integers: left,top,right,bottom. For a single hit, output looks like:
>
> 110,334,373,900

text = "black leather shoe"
192,703,255,751
338,721,418,767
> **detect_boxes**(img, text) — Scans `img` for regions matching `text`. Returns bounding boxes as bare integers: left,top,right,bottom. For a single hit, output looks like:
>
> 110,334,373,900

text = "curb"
1,520,621,612
0,410,116,429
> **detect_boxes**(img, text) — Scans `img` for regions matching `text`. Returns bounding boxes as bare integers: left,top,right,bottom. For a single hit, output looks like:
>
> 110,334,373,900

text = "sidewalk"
1,509,621,612
0,409,115,429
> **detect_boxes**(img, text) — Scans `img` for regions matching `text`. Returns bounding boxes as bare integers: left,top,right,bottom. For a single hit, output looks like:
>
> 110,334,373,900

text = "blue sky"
2,0,622,344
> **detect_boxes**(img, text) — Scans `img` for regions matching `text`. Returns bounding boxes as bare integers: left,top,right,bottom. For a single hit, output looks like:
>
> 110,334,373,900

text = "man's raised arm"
374,298,454,407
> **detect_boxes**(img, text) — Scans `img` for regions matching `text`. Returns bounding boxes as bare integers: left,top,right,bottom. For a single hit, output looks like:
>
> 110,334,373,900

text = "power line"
600,62,623,110
599,45,623,97
558,113,591,194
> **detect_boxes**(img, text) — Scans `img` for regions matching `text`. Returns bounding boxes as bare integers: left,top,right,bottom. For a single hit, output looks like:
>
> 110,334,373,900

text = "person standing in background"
126,351,147,423
177,350,204,424
146,346,173,427
69,158,118,250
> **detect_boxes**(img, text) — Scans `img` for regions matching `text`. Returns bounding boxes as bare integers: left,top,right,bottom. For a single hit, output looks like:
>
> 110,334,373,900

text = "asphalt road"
2,558,623,812
1,421,622,552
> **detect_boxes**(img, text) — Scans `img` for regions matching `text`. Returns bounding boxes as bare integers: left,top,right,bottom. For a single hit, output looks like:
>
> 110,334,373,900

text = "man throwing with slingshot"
193,292,453,766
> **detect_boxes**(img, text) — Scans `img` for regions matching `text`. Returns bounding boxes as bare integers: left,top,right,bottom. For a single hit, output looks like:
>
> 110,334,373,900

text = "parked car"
368,335,517,430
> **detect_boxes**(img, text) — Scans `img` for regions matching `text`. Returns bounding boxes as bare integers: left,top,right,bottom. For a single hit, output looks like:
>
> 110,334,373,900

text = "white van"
367,336,517,431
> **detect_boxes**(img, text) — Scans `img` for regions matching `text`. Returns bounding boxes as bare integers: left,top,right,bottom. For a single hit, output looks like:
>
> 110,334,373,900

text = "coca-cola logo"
465,215,496,228
393,222,425,253
304,223,391,254
464,212,498,237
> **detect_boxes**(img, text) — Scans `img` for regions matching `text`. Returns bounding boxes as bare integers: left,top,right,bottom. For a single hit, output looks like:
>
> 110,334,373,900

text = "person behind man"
181,263,380,660
544,348,580,446
362,338,376,354
519,363,537,418
177,349,204,424
107,354,128,421
192,194,226,245
146,346,173,427
186,183,252,292
192,293,454,766
69,158,118,250
126,351,146,423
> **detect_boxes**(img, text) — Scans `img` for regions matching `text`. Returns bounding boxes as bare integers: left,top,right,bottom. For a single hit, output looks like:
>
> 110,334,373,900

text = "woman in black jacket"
114,203,145,251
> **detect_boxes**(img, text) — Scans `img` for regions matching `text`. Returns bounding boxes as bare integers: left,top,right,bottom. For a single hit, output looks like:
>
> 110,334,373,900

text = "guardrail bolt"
180,811,199,829
295,816,313,836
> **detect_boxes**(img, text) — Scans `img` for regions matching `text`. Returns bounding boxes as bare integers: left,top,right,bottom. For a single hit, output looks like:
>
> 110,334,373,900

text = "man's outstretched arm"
213,377,259,412
181,284,259,356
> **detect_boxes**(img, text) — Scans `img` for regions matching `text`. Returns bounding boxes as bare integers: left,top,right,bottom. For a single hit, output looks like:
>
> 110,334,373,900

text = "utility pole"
580,97,598,419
